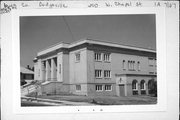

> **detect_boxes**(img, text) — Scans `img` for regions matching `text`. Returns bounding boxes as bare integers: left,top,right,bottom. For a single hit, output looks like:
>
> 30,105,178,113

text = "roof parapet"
37,38,156,57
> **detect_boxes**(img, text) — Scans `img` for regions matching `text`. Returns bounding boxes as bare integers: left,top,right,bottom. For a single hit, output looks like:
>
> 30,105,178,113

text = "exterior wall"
35,40,156,96
69,48,88,95
86,49,118,96
70,84,88,96
86,48,156,96
87,84,116,96
111,53,150,75
126,75,156,96
41,82,62,94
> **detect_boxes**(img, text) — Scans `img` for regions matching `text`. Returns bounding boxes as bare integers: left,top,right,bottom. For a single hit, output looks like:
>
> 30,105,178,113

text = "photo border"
10,7,166,114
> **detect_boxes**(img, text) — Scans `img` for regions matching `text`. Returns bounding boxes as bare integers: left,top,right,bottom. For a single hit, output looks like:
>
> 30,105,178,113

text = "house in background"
20,66,34,85
34,38,157,96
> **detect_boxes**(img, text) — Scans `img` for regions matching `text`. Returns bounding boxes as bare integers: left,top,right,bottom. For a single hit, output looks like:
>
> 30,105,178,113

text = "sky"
20,14,156,67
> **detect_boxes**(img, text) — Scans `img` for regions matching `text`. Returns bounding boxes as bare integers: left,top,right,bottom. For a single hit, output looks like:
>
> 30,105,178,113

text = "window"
104,70,111,78
75,53,80,62
132,80,138,90
140,80,146,94
95,53,102,61
140,80,146,90
76,85,81,91
104,53,110,62
95,70,102,78
105,85,112,91
132,80,138,95
132,61,135,70
96,85,103,91
123,60,126,70
128,60,135,70
148,58,154,66
137,61,140,71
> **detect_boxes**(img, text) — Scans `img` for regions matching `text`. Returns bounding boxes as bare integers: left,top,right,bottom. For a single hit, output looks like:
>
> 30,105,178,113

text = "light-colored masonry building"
34,39,157,96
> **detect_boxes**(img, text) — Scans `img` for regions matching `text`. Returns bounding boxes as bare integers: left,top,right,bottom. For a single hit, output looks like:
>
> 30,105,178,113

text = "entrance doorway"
119,84,125,96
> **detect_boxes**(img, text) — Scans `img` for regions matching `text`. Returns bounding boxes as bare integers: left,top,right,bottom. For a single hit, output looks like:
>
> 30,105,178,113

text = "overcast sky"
20,14,156,67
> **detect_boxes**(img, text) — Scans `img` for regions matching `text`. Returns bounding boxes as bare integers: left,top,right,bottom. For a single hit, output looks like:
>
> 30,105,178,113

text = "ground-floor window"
140,80,146,95
132,80,138,95
96,85,103,91
105,85,112,91
76,85,81,91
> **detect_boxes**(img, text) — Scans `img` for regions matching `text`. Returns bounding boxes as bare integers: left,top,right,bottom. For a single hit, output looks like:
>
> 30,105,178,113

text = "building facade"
34,39,157,96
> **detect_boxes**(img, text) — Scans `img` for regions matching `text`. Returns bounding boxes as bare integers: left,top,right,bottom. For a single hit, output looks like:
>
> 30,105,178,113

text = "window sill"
104,61,111,63
96,90,103,92
105,90,112,91
95,60,102,62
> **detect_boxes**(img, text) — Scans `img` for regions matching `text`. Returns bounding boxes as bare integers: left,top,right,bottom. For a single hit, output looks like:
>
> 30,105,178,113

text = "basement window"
76,85,81,91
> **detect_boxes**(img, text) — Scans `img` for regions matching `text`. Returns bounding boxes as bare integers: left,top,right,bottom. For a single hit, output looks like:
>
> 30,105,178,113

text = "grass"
27,92,157,105
21,101,55,106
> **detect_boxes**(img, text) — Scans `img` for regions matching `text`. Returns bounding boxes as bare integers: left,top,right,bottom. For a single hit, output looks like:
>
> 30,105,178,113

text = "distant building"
20,66,34,85
34,39,157,96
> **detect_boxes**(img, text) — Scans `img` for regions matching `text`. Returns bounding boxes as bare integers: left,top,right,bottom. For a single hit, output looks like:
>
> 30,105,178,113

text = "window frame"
95,85,103,91
103,53,111,62
104,70,111,78
105,85,112,91
132,80,138,90
94,52,102,62
140,80,146,90
76,85,81,91
95,69,102,78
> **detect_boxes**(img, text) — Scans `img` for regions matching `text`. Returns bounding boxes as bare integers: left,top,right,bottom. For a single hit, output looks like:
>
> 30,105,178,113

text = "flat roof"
37,38,156,56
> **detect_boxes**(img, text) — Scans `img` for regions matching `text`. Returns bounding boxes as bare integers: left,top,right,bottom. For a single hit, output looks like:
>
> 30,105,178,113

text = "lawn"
21,101,55,106
27,93,157,105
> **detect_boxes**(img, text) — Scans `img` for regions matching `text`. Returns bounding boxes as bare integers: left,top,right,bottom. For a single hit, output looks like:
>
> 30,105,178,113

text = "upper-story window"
104,70,111,78
148,57,154,66
95,53,102,61
95,70,102,78
75,52,80,62
137,61,140,71
104,53,110,62
123,60,126,70
128,60,135,71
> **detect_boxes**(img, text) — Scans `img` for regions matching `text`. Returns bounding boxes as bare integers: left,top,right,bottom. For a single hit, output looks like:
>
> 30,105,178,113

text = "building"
34,38,157,96
20,66,34,85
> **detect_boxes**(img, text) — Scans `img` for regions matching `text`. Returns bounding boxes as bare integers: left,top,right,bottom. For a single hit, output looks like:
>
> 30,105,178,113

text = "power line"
62,16,75,41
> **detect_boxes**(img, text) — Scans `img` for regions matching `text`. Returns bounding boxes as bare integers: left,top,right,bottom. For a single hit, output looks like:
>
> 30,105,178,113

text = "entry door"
119,85,125,96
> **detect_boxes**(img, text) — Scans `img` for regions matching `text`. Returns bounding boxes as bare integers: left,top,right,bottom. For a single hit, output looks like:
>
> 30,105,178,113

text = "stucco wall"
126,75,156,96
69,48,88,94
87,84,116,96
